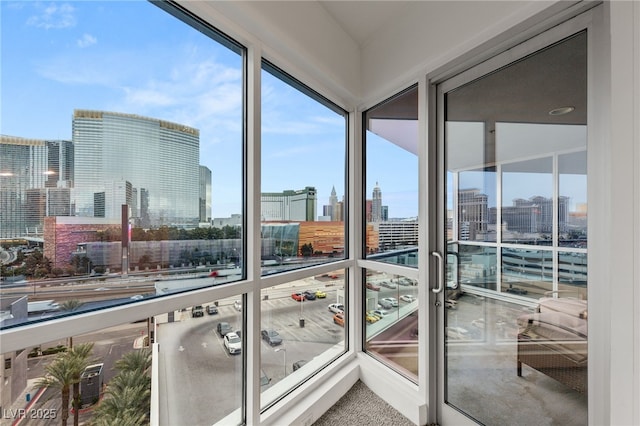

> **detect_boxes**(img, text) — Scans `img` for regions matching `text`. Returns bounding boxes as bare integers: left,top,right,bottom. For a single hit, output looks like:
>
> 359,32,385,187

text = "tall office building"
199,165,212,223
494,196,569,236
261,187,317,221
458,188,489,240
45,140,74,189
328,186,338,220
0,136,48,238
323,186,345,222
1,137,75,238
44,140,74,220
371,182,382,222
139,188,150,228
72,110,200,227
46,188,72,217
376,219,419,251
93,180,133,219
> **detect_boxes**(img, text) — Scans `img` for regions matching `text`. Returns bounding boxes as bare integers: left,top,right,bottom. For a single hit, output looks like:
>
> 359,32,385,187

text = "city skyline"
2,1,376,220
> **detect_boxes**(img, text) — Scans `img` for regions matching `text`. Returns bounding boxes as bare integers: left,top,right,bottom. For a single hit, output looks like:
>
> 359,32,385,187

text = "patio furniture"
517,292,588,394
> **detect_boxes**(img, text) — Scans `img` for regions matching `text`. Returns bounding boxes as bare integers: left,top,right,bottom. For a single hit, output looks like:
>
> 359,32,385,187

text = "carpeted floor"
312,380,414,425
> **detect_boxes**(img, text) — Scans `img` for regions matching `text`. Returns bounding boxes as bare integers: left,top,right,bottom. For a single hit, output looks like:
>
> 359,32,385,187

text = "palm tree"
103,371,151,417
92,349,152,425
114,348,151,374
92,384,149,426
68,343,94,426
92,380,150,425
35,354,76,426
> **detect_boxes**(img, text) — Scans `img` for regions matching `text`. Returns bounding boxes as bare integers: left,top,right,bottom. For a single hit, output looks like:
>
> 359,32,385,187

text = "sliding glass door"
434,14,591,425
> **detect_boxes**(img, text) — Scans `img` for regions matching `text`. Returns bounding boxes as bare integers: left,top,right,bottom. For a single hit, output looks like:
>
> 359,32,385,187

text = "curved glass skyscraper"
72,110,200,227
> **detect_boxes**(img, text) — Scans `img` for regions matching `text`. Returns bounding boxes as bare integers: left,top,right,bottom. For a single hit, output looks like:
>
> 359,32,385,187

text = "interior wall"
359,1,560,104
607,2,640,424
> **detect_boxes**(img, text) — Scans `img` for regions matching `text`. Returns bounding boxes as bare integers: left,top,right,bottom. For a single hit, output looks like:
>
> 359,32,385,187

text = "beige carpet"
313,380,414,426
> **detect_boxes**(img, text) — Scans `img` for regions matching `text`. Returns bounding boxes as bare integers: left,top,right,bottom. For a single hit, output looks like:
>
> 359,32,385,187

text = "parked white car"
382,297,398,307
372,309,389,318
380,281,397,289
224,332,242,354
328,303,344,314
400,294,416,303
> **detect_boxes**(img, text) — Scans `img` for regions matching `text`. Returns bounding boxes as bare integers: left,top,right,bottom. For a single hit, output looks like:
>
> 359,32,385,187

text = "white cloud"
77,33,97,48
122,87,175,108
27,3,76,29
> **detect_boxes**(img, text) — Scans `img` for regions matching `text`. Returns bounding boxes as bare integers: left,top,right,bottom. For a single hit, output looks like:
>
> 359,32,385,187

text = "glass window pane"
459,167,497,242
455,244,497,291
260,273,346,408
501,248,553,297
158,298,243,425
364,268,419,382
501,156,553,245
558,252,587,297
444,32,588,425
260,62,347,275
1,1,245,328
364,86,418,263
559,151,587,247
1,310,242,425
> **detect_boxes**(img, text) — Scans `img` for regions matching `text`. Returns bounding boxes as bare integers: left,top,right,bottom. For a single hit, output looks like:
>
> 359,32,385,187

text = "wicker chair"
517,292,588,394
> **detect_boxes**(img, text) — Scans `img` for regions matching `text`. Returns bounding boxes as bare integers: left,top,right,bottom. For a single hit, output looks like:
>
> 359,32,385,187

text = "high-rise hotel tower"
72,110,200,227
1,136,74,238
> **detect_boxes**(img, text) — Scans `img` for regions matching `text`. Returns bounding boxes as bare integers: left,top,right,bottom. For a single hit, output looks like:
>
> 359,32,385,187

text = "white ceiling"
318,1,412,46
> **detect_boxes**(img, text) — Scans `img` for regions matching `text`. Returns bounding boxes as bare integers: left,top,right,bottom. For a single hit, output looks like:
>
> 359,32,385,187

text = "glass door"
434,17,590,426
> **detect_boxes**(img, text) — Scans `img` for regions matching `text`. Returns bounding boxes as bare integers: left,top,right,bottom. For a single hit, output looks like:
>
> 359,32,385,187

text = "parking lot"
156,286,347,425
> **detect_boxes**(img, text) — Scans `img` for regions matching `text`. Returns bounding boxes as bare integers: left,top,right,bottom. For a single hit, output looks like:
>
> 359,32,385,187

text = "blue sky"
0,2,587,221
2,1,416,219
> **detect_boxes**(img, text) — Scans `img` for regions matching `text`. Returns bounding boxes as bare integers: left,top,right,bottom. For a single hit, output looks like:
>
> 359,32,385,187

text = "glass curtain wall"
363,86,419,381
2,2,354,425
1,2,247,425
260,61,348,408
0,1,245,329
260,61,347,275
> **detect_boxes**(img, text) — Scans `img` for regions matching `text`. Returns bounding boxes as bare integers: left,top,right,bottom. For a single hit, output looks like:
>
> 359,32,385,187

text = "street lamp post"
275,347,286,377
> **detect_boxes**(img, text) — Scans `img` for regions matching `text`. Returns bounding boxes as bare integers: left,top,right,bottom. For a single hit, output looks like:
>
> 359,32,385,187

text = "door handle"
431,251,444,293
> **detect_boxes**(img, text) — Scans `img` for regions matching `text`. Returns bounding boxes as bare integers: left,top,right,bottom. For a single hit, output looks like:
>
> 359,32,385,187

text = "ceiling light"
548,106,575,116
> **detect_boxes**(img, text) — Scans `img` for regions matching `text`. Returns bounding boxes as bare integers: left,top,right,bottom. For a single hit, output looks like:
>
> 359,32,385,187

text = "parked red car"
291,292,305,302
366,282,381,291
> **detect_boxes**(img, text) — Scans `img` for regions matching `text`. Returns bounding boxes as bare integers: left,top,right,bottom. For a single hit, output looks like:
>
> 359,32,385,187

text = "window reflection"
559,151,587,247
452,244,497,291
558,252,587,297
501,157,553,245
443,31,588,424
501,248,553,297
459,167,497,242
364,268,418,382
